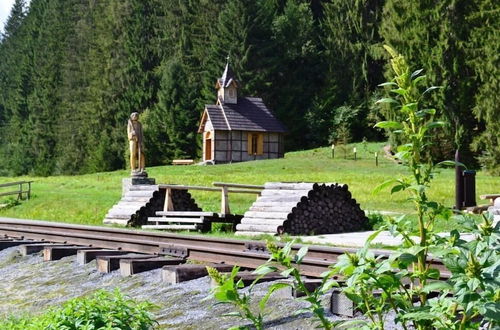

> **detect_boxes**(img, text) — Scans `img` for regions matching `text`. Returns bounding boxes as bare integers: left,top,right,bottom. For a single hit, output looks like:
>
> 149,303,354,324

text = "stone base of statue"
103,172,160,227
123,171,155,196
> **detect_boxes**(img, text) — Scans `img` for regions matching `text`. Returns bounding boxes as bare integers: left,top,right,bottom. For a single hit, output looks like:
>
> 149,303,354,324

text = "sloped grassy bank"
1,144,499,233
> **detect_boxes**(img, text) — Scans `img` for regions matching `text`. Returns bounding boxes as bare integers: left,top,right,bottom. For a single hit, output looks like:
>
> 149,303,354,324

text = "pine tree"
266,0,323,148
380,0,478,163
319,0,385,144
467,0,500,173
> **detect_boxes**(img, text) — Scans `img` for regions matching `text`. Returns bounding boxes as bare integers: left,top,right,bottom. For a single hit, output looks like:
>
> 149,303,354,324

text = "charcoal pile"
104,186,201,227
236,182,368,236
170,190,202,212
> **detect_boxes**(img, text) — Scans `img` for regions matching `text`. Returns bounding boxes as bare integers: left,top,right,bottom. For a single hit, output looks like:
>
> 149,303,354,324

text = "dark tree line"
0,0,498,176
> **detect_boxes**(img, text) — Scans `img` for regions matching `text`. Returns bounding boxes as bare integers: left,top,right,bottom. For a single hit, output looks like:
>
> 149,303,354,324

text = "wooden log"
240,218,286,226
125,190,157,197
105,213,137,220
121,197,152,202
243,211,290,219
161,263,234,284
77,249,130,265
141,224,198,230
96,254,155,273
250,202,298,208
256,196,305,203
147,217,205,224
128,185,159,191
103,218,129,225
249,206,297,213
120,257,185,276
264,182,315,190
260,189,311,197
156,211,215,217
235,223,282,233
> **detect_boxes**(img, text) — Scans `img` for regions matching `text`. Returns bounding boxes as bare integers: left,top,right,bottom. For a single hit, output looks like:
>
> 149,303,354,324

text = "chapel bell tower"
216,60,238,104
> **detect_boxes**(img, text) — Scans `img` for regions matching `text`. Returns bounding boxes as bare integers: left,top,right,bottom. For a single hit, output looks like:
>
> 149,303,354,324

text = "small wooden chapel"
198,62,287,164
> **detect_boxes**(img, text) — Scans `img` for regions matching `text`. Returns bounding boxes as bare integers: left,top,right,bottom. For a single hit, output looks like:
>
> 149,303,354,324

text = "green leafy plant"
332,45,499,330
254,241,345,330
0,289,158,329
0,197,21,209
206,265,285,330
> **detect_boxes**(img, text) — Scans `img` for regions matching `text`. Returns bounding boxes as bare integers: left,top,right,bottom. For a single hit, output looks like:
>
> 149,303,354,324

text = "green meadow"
1,143,499,232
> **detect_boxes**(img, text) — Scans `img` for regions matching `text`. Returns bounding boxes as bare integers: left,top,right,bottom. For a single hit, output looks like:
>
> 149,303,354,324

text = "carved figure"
127,112,146,175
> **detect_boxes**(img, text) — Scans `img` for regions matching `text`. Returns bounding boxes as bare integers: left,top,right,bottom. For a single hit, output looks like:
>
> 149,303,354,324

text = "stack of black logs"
171,190,202,211
132,189,201,226
283,183,368,235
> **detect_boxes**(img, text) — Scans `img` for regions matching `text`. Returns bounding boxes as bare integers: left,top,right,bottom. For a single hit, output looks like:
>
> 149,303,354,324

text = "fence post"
163,188,174,211
221,186,230,215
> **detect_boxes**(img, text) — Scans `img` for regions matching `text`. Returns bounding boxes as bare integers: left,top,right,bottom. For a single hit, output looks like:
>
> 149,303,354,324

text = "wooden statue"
127,112,146,175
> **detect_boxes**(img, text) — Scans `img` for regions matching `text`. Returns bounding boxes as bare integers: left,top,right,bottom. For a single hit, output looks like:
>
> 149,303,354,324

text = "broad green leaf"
222,312,242,317
372,179,398,195
295,246,308,264
280,268,294,277
390,88,406,96
374,121,402,130
391,184,405,194
436,160,467,169
378,82,397,87
415,108,436,117
411,68,424,79
320,279,339,293
259,282,290,311
401,311,435,321
413,75,427,84
427,268,440,279
482,302,500,321
422,86,442,95
253,266,277,275
375,97,398,105
282,240,294,257
367,228,384,243
425,121,447,129
398,253,417,266
422,281,452,293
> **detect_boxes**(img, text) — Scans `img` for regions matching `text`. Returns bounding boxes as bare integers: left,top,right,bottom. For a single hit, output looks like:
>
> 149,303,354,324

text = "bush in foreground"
0,289,157,329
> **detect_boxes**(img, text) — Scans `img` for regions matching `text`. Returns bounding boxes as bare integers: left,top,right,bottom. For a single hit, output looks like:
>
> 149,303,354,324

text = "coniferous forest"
0,0,498,176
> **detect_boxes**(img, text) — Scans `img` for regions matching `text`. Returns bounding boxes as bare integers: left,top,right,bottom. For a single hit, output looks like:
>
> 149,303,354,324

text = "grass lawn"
1,142,499,233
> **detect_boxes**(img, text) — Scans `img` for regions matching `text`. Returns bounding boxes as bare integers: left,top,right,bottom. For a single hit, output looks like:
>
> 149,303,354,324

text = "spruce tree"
380,0,478,163
467,0,500,173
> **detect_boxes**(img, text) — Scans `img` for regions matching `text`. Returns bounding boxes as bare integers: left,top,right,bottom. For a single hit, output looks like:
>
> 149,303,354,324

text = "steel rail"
0,217,449,278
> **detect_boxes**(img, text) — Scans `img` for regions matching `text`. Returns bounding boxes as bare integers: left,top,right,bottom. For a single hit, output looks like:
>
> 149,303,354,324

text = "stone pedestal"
122,177,156,197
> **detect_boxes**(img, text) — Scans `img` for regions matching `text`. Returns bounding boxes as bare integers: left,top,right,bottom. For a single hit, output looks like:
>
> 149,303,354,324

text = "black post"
463,170,477,207
455,149,465,210
375,152,378,167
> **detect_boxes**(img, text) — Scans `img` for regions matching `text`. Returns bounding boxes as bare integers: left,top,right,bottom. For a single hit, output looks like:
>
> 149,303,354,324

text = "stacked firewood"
131,189,201,226
283,183,367,235
171,190,203,212
236,182,368,236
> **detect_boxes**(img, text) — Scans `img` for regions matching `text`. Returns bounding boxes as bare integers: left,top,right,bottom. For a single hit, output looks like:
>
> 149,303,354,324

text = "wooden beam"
120,257,185,276
213,182,264,190
159,184,221,192
161,263,234,284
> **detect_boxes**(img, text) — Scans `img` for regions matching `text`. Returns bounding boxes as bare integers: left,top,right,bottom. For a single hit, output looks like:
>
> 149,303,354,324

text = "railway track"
0,217,449,279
